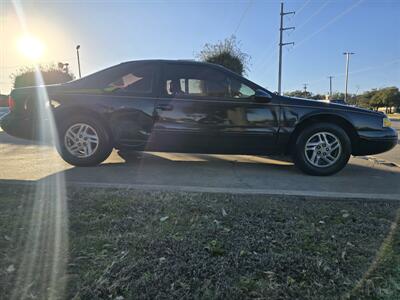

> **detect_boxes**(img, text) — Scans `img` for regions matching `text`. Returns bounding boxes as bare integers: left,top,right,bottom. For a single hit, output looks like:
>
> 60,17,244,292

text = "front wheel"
57,115,113,166
293,123,351,176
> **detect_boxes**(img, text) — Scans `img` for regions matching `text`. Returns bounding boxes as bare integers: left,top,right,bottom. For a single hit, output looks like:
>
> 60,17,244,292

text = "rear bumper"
0,113,37,140
353,127,398,155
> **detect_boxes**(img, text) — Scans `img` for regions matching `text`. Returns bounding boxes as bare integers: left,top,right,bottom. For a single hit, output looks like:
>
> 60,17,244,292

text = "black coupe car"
1,60,397,175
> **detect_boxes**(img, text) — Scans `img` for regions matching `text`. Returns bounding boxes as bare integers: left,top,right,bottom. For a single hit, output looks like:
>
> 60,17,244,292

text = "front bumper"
353,127,398,155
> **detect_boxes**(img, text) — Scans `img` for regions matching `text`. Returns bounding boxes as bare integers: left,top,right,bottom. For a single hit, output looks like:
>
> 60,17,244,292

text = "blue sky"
1,0,399,95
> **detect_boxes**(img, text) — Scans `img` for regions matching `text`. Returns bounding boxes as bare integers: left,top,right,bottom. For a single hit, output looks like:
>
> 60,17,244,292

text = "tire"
56,114,113,167
292,123,351,176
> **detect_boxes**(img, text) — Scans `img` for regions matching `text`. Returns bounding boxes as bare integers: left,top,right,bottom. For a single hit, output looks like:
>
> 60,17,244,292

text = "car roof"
118,59,232,72
119,59,259,85
69,59,266,92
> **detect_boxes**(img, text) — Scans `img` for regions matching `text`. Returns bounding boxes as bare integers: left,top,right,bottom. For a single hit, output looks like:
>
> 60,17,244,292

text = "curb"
1,180,397,201
67,181,400,201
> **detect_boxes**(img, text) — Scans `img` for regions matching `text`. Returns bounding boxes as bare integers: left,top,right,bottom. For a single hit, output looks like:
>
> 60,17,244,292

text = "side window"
105,65,154,95
228,77,256,99
163,64,228,98
188,79,203,94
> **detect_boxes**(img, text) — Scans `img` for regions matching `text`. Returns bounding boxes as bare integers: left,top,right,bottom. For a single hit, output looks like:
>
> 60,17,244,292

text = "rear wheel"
293,123,351,176
57,115,113,166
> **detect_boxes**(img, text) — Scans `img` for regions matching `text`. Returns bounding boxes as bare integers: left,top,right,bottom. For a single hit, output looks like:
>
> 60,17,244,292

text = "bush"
197,36,249,76
11,65,75,89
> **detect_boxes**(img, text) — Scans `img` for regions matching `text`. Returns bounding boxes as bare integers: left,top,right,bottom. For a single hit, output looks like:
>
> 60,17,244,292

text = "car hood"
282,96,383,116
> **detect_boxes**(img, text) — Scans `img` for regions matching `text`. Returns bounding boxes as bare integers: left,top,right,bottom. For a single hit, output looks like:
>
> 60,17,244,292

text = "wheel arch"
286,113,358,155
53,105,113,142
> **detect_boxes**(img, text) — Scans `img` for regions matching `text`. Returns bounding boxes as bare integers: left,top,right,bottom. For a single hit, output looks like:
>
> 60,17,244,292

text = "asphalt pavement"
0,108,399,200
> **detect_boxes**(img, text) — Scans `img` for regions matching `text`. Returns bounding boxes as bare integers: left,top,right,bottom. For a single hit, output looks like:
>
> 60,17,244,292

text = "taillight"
8,95,15,111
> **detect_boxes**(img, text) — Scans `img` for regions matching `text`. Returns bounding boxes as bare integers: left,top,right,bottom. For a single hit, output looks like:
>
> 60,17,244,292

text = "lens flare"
17,35,44,61
11,73,69,300
11,1,69,299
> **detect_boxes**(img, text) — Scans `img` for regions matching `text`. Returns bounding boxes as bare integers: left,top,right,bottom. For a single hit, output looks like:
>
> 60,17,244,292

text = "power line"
296,1,329,32
277,2,295,95
257,0,340,78
254,0,311,80
296,0,311,16
300,58,400,88
287,58,400,93
294,0,364,49
233,0,254,35
254,47,276,75
256,0,318,74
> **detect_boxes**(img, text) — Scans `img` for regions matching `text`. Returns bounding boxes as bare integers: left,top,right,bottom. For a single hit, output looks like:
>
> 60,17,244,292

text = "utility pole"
343,52,354,102
277,2,295,95
328,76,333,99
76,45,82,78
303,83,308,93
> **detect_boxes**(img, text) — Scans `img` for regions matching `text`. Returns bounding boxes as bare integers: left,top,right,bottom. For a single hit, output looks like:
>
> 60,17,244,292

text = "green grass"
350,211,400,299
0,184,399,299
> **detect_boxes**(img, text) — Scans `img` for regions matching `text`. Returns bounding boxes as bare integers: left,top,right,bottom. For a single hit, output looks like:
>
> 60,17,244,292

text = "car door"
150,62,279,154
102,62,160,149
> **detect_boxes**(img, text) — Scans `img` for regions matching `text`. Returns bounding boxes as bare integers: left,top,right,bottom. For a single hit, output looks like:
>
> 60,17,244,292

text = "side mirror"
254,89,272,102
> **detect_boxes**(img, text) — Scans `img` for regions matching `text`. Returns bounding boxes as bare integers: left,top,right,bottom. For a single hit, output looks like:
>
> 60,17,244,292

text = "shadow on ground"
27,150,400,197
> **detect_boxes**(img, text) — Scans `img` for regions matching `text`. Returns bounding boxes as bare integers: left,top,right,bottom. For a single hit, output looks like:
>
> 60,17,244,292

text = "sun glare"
17,35,44,61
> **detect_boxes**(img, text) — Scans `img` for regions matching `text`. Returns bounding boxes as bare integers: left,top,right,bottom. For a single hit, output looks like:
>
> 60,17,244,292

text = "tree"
197,36,249,76
283,87,400,111
355,87,400,112
369,88,394,112
354,89,378,109
329,92,359,105
310,94,326,100
284,90,312,98
11,64,74,89
393,90,400,112
331,92,345,100
378,87,399,113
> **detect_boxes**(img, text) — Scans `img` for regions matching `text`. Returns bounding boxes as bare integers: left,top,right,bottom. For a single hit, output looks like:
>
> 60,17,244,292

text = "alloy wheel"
304,131,342,168
64,123,99,158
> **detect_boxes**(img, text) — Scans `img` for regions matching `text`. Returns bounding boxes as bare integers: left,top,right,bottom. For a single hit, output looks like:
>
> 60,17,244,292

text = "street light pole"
328,76,333,99
343,52,354,102
76,45,82,78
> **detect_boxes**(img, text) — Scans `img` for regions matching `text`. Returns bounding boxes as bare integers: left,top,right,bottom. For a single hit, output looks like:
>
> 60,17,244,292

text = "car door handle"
156,104,173,111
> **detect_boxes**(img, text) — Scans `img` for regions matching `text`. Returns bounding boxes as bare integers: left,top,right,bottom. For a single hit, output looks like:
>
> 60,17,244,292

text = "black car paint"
1,60,397,157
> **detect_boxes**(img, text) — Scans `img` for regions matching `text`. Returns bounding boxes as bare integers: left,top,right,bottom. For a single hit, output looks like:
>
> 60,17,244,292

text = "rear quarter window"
104,64,155,96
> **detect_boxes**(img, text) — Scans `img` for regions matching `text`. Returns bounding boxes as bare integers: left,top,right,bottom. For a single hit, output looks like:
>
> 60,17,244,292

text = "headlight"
383,117,392,128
